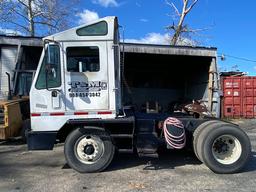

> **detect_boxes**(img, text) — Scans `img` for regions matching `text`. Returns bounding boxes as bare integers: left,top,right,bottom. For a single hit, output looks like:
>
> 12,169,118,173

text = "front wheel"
196,124,251,174
64,127,115,173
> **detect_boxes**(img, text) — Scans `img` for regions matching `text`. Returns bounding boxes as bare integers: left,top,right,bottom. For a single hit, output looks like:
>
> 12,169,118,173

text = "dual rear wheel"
193,121,251,174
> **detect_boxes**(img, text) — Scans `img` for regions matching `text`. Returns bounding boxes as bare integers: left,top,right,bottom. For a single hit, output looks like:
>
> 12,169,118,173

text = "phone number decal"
69,92,101,98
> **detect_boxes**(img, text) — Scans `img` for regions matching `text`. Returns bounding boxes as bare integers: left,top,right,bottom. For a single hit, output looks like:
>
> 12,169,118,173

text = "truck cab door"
63,41,109,111
30,44,65,113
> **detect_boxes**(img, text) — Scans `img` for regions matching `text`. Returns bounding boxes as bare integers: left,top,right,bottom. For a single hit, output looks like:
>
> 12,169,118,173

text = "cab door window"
35,45,61,89
66,46,100,72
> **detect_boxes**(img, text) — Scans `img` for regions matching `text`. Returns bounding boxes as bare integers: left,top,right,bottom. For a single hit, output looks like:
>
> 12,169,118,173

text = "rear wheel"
64,127,115,173
196,123,251,174
193,120,222,161
194,121,231,162
211,134,242,165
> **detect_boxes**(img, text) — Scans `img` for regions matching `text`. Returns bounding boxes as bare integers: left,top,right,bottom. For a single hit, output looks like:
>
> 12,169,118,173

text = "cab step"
138,152,159,158
118,149,134,153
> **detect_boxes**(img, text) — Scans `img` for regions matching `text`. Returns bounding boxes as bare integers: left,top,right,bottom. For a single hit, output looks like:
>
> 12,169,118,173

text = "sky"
2,0,256,75
74,0,256,75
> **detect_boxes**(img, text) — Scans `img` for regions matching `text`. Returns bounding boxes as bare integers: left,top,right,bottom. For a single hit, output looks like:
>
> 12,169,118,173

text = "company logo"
68,81,107,98
68,81,107,92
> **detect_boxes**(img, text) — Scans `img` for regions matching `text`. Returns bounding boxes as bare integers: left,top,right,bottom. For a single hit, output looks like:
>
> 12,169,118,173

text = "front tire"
197,124,251,174
64,127,115,173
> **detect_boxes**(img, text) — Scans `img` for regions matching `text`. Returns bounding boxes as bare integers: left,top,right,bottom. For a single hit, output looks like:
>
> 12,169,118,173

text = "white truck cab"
30,16,120,132
27,16,251,174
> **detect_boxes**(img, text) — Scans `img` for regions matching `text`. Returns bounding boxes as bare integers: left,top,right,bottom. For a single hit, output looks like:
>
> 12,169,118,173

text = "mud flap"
27,131,57,150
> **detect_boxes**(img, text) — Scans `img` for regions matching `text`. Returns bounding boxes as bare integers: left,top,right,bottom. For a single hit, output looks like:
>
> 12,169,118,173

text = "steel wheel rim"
75,135,104,164
211,134,242,165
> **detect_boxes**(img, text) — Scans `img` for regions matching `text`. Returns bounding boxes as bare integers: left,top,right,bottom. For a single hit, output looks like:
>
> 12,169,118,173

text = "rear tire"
195,121,230,162
196,124,251,174
193,120,222,161
64,127,115,173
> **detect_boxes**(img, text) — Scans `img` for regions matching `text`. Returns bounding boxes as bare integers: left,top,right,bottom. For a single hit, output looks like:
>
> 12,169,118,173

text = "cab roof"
44,16,117,42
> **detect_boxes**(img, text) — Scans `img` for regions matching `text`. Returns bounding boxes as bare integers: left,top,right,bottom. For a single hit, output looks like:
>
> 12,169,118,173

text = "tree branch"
16,0,29,9
10,7,30,22
166,0,180,16
183,27,212,33
9,21,29,32
185,0,198,14
34,21,59,30
33,11,46,18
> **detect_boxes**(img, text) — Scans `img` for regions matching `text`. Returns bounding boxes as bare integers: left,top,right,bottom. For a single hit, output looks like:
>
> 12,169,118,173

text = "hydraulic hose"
163,117,186,149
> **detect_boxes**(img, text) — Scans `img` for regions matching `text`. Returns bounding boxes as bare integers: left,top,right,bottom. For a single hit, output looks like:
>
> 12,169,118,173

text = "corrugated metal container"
222,76,256,118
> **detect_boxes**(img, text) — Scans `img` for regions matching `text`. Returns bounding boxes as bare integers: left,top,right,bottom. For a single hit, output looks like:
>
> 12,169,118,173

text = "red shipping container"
222,76,256,118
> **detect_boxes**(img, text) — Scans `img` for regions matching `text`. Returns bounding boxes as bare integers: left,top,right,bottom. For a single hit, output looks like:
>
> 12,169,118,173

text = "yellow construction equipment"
0,98,29,140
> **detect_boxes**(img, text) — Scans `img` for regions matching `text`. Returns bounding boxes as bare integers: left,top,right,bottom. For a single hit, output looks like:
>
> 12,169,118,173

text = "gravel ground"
0,119,256,192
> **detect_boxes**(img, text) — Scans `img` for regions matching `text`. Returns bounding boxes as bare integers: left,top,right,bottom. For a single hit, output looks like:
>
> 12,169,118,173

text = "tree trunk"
171,13,185,45
27,0,35,37
170,0,189,46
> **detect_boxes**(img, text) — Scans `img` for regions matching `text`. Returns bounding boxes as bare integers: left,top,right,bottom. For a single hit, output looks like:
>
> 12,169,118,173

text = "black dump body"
121,43,217,115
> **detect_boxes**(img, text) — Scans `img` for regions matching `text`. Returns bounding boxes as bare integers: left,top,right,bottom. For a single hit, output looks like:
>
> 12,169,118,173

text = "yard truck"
26,16,251,174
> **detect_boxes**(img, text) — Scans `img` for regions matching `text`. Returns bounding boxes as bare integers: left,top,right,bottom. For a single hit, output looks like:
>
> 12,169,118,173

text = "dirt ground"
0,119,256,192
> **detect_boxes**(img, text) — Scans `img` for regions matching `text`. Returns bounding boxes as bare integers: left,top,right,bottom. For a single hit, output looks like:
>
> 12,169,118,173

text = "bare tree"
0,0,78,36
166,0,199,45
